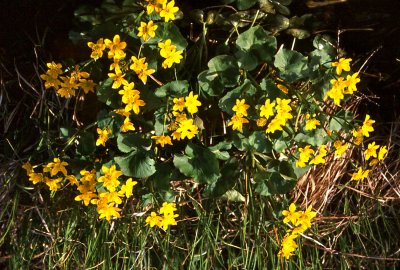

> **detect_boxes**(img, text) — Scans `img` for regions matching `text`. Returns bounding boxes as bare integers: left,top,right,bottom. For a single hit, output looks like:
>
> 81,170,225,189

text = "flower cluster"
24,160,137,221
152,91,201,147
40,63,96,98
260,98,293,133
23,158,75,192
296,144,327,168
228,99,250,132
158,39,183,69
76,165,137,221
145,202,179,230
325,58,360,105
278,203,317,259
145,0,179,22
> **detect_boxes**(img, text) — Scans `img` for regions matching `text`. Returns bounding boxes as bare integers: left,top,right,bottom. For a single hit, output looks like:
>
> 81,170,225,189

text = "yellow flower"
332,58,352,75
296,145,314,168
256,117,267,127
305,115,320,131
278,233,298,259
108,66,129,89
159,202,177,215
160,0,179,22
361,114,374,137
98,165,123,192
158,39,176,58
43,158,69,176
232,99,250,117
265,117,285,133
333,140,349,158
65,175,79,186
121,117,135,132
176,119,199,139
87,38,106,60
97,203,121,221
185,91,201,115
96,128,112,146
309,145,327,165
78,79,96,94
351,167,370,181
259,98,275,120
145,0,166,14
159,212,179,230
364,142,379,160
104,35,127,60
173,97,186,112
282,203,299,225
99,191,123,204
75,192,97,206
378,145,388,161
294,206,317,229
146,212,163,227
113,108,131,118
352,127,364,145
118,178,138,198
28,172,44,184
57,76,77,98
161,50,183,68
137,20,158,42
151,135,173,147
44,177,63,191
227,115,249,133
344,72,360,94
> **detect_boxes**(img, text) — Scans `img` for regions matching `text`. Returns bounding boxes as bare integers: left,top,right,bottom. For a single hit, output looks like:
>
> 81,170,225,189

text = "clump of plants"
23,0,388,260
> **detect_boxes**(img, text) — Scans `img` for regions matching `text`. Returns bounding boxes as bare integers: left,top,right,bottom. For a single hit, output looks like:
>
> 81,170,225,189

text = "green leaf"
155,80,189,98
149,161,175,191
208,157,240,197
208,55,240,87
221,190,245,202
114,150,156,178
117,133,151,153
76,132,96,155
254,170,297,196
209,141,232,160
198,70,224,97
96,78,121,108
274,47,309,82
237,0,257,10
294,129,328,146
173,143,220,184
235,26,277,70
233,131,272,153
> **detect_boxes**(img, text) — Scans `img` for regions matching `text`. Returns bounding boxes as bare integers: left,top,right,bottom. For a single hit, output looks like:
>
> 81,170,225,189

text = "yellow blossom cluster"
145,202,179,230
158,39,183,69
278,203,317,259
23,158,76,192
137,20,158,42
257,98,293,133
24,159,137,221
152,91,201,147
145,0,179,22
74,165,137,221
228,99,250,132
325,58,360,105
40,63,96,98
296,144,327,168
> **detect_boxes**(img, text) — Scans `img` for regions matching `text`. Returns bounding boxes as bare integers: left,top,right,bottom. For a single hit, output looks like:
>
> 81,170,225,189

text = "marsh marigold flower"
145,0,166,14
176,118,198,139
361,114,375,137
96,128,111,146
152,135,173,147
333,140,349,158
304,114,320,131
43,158,69,176
88,38,106,60
104,35,127,60
332,58,352,75
364,142,379,160
228,115,249,133
185,91,201,114
160,0,179,22
351,167,370,181
98,165,123,192
260,98,275,120
108,66,129,89
137,20,158,42
119,178,138,198
232,99,250,117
